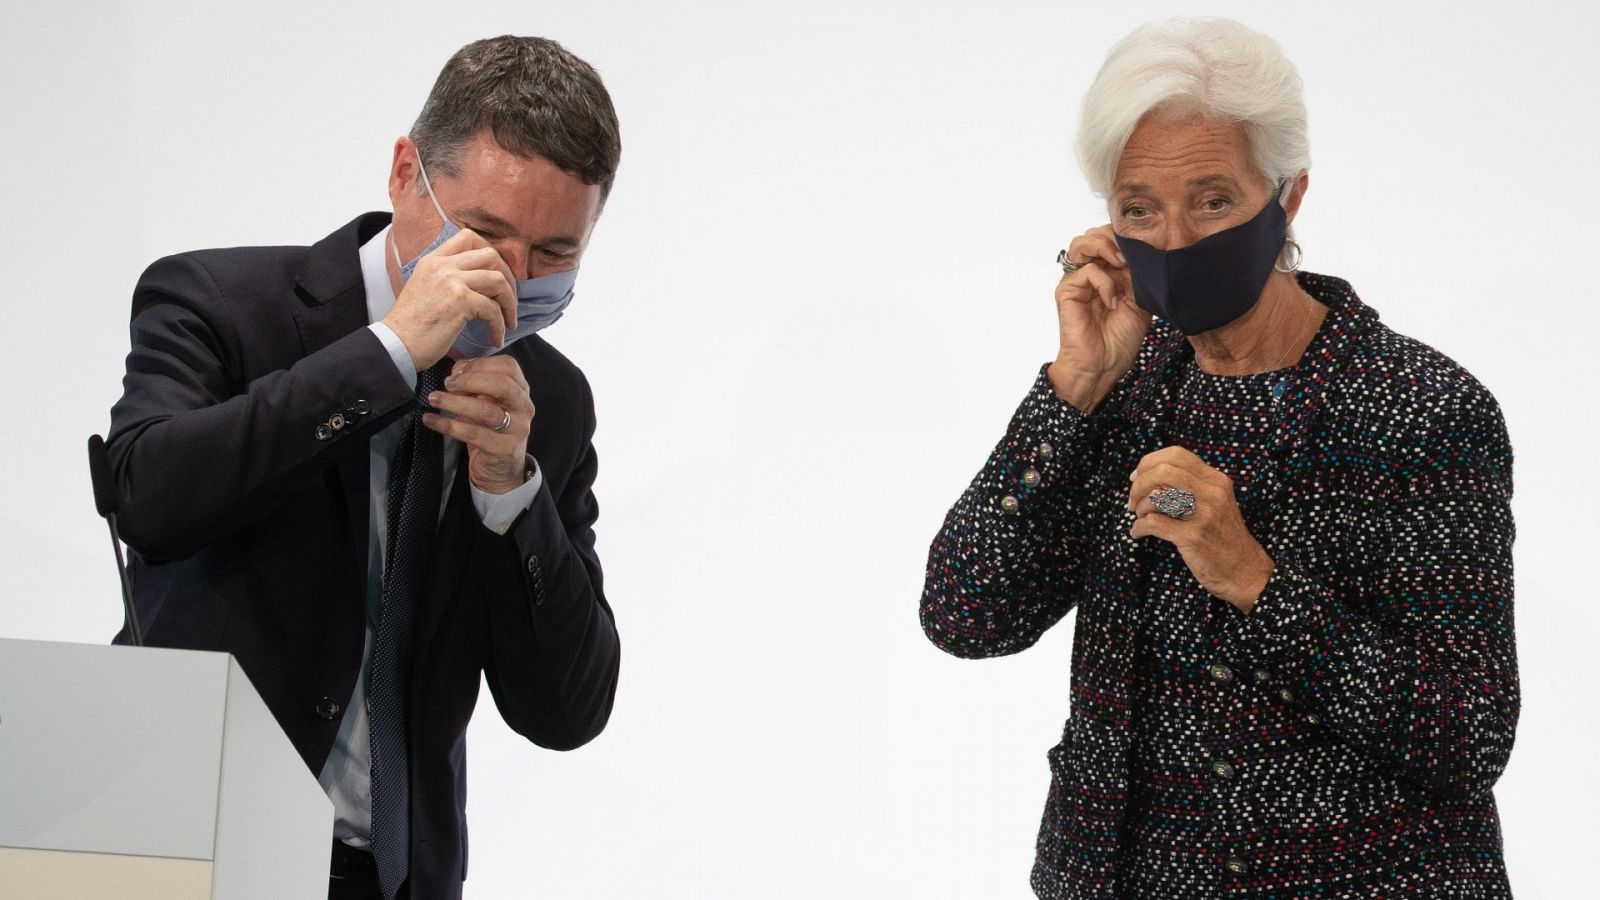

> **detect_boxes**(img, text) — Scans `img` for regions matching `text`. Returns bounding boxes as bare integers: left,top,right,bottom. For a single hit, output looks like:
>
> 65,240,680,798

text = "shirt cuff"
367,322,417,391
470,459,544,534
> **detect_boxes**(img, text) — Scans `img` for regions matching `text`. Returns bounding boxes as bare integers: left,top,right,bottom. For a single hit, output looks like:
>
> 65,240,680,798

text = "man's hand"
422,356,535,494
383,229,519,371
1127,446,1275,612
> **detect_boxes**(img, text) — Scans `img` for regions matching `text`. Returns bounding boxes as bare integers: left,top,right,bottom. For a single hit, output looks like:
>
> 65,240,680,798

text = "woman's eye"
1202,197,1230,212
1121,205,1148,219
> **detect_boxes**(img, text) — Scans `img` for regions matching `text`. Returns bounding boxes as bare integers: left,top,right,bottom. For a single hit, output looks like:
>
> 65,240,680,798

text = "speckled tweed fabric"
921,273,1517,898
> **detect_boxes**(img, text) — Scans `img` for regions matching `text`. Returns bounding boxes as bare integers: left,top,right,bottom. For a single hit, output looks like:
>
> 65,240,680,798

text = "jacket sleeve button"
315,697,342,720
525,555,545,606
315,423,333,441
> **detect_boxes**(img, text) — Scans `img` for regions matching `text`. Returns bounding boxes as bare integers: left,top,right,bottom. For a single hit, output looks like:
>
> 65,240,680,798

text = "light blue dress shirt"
316,225,542,848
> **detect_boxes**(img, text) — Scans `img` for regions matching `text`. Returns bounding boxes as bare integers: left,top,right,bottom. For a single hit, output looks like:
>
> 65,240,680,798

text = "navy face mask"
1113,191,1287,336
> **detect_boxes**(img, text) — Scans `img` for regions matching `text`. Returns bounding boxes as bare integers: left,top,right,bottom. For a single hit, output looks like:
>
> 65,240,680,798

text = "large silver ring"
492,410,513,433
1149,487,1197,521
1056,249,1089,274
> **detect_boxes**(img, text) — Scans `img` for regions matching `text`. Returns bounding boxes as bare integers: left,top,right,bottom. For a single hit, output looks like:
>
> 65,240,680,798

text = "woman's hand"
1127,446,1275,612
1047,225,1152,413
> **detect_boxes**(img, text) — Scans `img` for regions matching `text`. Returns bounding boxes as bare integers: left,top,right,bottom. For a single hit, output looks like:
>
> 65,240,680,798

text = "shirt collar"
358,224,398,326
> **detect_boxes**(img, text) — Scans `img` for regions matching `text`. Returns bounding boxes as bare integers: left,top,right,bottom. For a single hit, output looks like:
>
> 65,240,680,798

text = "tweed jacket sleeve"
1220,375,1518,802
921,366,1099,658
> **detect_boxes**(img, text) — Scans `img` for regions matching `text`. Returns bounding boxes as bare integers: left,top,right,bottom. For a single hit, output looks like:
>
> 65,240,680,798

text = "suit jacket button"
315,697,341,720
330,413,347,430
354,400,370,415
315,423,333,441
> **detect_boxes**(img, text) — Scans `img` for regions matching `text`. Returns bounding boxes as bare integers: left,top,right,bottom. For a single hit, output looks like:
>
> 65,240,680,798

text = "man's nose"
500,246,533,281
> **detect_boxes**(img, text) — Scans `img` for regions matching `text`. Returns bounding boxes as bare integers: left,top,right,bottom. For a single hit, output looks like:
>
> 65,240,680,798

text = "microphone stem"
106,513,142,647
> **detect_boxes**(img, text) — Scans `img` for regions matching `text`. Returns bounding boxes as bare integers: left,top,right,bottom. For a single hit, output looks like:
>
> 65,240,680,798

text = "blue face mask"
391,154,579,357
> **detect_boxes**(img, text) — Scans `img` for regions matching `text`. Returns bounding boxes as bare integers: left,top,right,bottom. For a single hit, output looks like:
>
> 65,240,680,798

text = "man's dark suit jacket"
106,212,620,899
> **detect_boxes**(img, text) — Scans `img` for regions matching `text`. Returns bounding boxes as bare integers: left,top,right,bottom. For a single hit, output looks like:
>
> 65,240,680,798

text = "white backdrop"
2,1,1595,896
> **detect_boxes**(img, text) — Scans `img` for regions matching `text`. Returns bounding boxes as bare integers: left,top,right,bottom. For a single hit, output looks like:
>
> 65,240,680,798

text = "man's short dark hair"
411,36,621,199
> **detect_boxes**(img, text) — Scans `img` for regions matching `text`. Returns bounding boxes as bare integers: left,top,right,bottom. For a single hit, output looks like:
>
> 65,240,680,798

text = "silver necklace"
1267,292,1315,373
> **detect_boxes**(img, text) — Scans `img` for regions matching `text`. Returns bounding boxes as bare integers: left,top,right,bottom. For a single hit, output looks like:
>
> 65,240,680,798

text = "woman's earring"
1274,238,1303,274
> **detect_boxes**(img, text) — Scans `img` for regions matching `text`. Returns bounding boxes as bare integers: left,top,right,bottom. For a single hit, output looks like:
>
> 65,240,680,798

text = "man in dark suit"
106,36,621,900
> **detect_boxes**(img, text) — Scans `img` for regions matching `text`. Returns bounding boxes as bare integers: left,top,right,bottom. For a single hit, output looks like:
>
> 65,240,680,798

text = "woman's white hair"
1075,18,1310,202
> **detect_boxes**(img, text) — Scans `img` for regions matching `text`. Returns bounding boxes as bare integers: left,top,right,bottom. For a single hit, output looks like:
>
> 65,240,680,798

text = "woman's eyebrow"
1186,175,1242,191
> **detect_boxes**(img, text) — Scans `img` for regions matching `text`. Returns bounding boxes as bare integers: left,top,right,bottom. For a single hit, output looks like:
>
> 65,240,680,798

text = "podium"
0,638,332,899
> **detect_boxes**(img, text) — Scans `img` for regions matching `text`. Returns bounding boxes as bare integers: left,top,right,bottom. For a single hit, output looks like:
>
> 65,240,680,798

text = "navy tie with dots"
369,357,452,900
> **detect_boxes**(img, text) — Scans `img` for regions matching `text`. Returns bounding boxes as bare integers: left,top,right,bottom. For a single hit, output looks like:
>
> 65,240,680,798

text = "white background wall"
2,1,1595,896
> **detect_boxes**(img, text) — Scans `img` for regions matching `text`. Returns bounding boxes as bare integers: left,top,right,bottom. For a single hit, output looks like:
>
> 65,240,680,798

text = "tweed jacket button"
999,495,1020,514
1209,758,1236,780
1224,854,1248,875
1022,469,1041,488
1207,662,1234,684
1305,712,1322,725
1252,668,1273,684
1277,687,1295,703
315,697,341,720
1038,441,1054,459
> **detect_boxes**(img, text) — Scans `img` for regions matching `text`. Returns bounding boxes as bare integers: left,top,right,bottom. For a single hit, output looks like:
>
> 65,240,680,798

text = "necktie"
369,357,451,900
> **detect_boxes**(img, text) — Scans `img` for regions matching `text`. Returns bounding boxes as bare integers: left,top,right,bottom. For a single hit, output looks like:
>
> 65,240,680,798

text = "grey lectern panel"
0,638,331,899
0,640,227,859
211,646,334,897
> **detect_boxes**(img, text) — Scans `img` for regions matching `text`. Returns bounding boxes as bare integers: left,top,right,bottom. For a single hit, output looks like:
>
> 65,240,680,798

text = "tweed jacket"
921,274,1517,898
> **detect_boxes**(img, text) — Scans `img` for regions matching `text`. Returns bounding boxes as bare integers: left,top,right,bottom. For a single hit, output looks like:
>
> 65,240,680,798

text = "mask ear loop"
413,153,454,225
1272,177,1303,273
390,150,458,271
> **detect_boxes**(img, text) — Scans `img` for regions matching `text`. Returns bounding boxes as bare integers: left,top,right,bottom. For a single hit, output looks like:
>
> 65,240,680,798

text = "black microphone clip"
87,434,143,647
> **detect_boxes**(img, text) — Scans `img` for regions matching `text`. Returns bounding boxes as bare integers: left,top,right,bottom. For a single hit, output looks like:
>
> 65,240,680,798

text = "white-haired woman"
921,18,1516,898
